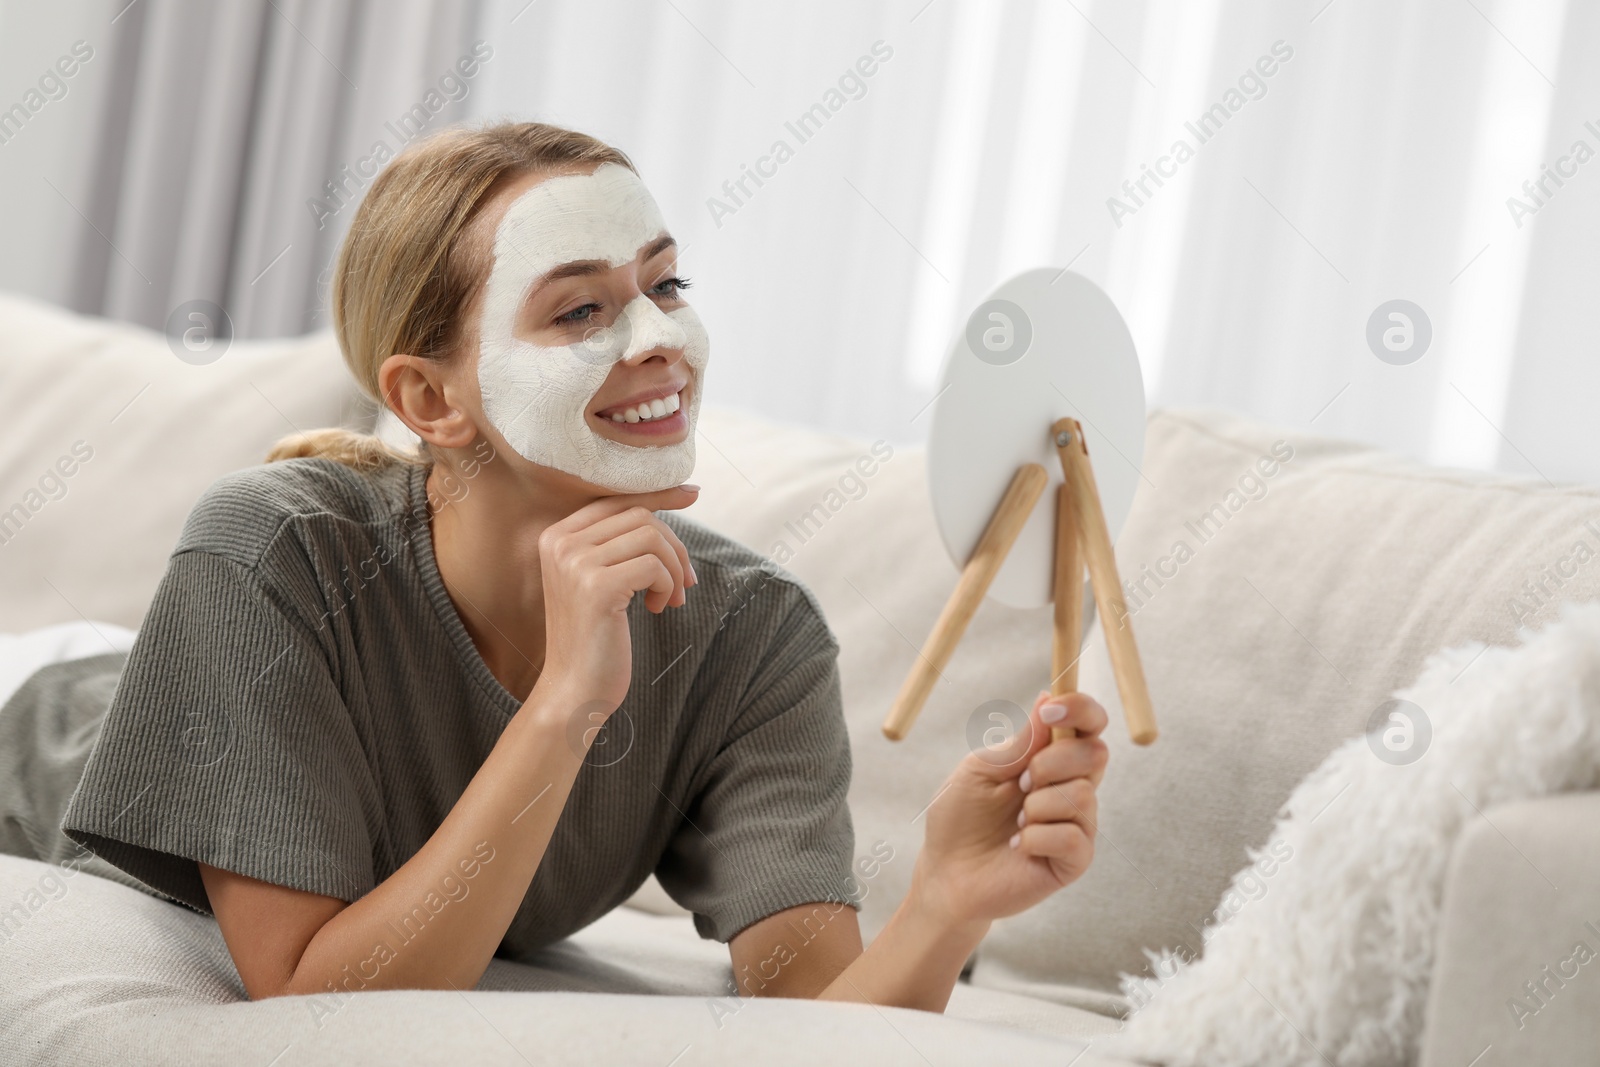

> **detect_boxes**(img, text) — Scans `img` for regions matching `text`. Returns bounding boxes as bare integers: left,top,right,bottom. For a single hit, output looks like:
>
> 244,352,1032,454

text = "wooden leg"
1050,482,1084,742
1052,417,1158,746
882,463,1049,741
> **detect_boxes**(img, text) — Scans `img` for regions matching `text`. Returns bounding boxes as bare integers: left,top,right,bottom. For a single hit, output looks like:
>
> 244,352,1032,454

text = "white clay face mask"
475,162,709,493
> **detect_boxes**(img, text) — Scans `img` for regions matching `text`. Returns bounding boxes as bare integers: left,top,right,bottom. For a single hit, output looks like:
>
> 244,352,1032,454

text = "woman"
13,122,1109,1011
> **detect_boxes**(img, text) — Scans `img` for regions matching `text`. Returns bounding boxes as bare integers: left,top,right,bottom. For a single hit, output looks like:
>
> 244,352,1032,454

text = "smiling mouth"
591,385,691,439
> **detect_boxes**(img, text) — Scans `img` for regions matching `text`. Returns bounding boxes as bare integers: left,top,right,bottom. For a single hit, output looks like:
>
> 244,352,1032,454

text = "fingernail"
680,483,701,492
1040,702,1068,724
688,562,699,585
1019,769,1032,793
1036,689,1050,703
1016,809,1026,828
1009,832,1021,849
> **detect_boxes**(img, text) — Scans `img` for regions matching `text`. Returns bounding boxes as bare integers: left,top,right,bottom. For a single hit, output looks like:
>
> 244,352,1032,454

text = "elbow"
265,958,483,1000
246,967,324,1001
245,982,292,1002
235,974,290,1002
273,961,378,1001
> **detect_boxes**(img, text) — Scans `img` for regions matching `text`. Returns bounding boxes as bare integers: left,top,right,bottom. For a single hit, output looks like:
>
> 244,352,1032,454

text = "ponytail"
265,428,421,472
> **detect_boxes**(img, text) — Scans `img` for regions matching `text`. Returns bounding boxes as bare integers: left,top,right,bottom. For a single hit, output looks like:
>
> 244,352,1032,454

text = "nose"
616,293,686,365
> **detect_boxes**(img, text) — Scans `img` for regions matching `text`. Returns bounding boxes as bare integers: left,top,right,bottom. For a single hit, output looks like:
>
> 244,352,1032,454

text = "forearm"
281,685,589,996
815,874,989,1013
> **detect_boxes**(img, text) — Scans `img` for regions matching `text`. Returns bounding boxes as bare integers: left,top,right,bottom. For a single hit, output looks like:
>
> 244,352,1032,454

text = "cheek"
476,338,611,418
548,349,614,407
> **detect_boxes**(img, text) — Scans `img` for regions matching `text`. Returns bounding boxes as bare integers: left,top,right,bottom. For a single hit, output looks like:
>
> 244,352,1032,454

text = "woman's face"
467,162,708,494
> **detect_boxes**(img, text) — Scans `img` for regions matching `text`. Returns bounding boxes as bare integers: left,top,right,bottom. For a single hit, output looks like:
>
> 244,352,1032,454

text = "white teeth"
607,391,683,425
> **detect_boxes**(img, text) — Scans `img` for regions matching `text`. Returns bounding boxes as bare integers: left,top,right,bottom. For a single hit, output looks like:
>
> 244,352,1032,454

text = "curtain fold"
60,0,485,339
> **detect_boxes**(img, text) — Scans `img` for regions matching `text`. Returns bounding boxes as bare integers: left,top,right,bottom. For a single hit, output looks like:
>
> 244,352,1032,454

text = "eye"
556,302,601,324
649,276,693,299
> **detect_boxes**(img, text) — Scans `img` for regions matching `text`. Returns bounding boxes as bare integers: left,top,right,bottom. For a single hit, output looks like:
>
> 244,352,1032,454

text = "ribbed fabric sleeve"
59,546,377,912
654,582,857,942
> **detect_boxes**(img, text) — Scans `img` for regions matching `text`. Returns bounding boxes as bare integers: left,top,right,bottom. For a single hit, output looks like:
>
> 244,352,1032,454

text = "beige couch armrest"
1420,791,1600,1066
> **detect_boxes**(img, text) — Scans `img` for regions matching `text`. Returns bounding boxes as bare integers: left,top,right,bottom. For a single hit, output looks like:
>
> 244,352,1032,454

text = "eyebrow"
529,235,679,292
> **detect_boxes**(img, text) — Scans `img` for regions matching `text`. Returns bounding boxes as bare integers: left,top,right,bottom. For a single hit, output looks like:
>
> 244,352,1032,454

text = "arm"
201,685,588,998
728,690,1109,1010
726,889,980,1012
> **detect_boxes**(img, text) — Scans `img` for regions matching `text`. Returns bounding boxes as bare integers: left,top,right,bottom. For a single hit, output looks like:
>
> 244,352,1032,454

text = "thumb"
608,483,702,512
973,690,1060,783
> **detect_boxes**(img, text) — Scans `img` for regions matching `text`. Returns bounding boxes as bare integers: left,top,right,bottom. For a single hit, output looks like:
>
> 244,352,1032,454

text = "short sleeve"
60,547,377,913
654,586,858,942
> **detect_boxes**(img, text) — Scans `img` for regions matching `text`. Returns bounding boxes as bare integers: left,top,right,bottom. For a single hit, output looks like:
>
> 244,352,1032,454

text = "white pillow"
0,293,368,632
0,620,136,709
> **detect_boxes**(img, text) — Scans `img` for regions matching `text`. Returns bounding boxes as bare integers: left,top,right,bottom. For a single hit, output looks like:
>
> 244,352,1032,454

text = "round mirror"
927,268,1147,613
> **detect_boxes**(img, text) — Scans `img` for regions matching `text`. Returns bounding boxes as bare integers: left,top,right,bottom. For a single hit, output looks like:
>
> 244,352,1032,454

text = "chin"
575,427,698,494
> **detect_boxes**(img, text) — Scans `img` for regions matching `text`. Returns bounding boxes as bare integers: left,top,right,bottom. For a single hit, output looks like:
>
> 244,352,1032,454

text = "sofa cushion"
0,293,368,632
0,853,1131,1066
968,407,1600,1009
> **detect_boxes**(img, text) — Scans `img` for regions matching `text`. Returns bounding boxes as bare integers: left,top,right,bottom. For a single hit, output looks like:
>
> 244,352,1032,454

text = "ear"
377,353,477,450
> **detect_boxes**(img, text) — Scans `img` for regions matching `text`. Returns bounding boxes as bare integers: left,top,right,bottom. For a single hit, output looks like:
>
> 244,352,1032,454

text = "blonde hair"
265,121,635,470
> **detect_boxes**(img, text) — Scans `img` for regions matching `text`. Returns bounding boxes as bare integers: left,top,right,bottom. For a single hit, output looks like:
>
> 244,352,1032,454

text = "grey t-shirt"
19,455,856,955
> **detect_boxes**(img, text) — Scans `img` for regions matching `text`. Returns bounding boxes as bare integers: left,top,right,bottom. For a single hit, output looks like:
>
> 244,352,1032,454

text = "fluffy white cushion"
1103,602,1600,1066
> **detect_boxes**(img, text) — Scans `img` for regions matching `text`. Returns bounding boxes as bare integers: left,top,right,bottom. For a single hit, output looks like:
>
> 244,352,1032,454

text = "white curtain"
0,0,484,337
470,0,1593,483
4,0,1591,483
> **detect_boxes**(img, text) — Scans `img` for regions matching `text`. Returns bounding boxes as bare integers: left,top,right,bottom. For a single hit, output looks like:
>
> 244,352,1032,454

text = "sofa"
2,290,1598,1065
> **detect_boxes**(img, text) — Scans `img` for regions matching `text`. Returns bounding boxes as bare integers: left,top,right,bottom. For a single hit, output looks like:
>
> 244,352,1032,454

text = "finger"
548,485,701,538
1022,734,1109,793
970,691,1108,784
582,508,694,591
598,484,701,514
1040,692,1108,739
578,507,696,588
608,554,677,613
1017,694,1081,767
1020,778,1098,836
1012,820,1093,868
604,533,682,613
967,701,1053,783
585,526,688,608
1036,690,1079,752
1044,695,1113,787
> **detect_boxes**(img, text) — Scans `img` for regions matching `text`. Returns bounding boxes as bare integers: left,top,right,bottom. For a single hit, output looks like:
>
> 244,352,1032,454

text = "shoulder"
174,457,413,568
658,510,839,652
